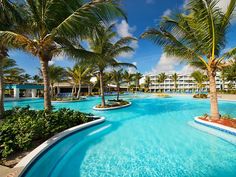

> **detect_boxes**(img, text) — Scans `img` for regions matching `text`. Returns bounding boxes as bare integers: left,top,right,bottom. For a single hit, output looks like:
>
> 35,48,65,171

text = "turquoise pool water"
5,95,236,177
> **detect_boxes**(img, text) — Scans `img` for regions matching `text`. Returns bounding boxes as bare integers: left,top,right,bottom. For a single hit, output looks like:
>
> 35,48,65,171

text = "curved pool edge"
93,102,132,111
15,116,105,175
194,117,236,136
188,117,236,146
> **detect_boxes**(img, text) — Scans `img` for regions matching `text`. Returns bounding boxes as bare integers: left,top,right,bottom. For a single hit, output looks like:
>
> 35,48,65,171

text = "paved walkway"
0,165,23,177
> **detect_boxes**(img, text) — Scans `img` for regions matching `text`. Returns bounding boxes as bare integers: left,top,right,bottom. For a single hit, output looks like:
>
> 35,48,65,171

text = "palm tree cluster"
142,0,236,119
0,0,139,117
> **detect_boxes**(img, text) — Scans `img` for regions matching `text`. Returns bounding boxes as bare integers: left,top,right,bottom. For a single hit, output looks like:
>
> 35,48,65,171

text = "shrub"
193,94,208,99
0,106,92,159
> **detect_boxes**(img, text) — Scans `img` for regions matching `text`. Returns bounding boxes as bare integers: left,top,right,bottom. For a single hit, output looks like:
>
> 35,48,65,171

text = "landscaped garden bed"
0,106,93,167
193,94,208,99
93,100,131,110
199,115,236,129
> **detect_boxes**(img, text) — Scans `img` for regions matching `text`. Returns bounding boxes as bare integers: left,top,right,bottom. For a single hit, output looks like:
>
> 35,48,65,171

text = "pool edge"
15,116,105,176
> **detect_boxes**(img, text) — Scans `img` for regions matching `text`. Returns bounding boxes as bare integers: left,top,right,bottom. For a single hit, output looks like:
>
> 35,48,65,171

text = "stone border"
93,102,132,111
194,117,236,136
15,116,105,174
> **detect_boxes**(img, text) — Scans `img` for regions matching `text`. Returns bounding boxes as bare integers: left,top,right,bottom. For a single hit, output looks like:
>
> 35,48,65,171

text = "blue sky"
9,0,236,76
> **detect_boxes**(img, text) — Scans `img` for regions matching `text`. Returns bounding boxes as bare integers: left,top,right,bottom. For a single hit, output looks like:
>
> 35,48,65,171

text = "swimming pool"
5,95,236,177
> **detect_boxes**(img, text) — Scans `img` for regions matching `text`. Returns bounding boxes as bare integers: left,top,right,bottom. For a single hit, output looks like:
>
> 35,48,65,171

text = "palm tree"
72,24,136,107
3,58,25,84
0,0,23,118
134,72,143,92
19,73,31,84
0,0,126,111
110,69,123,100
141,0,236,119
67,64,92,99
171,73,178,92
32,75,42,84
45,65,66,97
123,71,134,92
144,76,151,91
157,73,167,92
191,71,207,93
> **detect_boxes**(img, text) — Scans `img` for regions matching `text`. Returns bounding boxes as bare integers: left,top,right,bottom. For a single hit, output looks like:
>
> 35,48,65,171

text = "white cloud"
145,0,155,4
151,53,180,74
115,20,138,59
150,53,198,75
217,0,231,12
162,9,171,17
178,64,196,75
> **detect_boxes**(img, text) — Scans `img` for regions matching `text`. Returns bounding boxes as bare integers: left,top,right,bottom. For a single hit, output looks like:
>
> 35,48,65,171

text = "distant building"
147,73,234,93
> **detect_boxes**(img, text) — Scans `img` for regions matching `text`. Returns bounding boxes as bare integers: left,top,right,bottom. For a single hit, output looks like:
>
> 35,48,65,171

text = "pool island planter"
93,102,132,111
15,116,105,172
51,98,87,103
194,117,236,136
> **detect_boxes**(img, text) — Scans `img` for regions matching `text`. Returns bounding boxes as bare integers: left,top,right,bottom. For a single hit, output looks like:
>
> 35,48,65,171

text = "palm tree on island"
110,69,123,101
73,24,136,107
142,0,236,119
0,0,126,111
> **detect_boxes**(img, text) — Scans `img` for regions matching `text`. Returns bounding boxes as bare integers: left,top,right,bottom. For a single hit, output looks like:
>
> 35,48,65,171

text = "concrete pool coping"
93,102,132,111
194,117,236,136
14,116,105,176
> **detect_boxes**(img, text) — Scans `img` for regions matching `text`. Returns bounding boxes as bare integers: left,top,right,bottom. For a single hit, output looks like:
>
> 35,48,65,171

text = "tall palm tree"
191,71,207,93
32,75,43,84
45,65,66,97
144,76,151,91
0,0,23,118
3,58,25,84
0,0,126,111
71,24,136,107
134,72,143,92
157,73,167,92
19,73,31,84
141,0,236,119
110,69,123,100
171,73,178,92
123,71,134,92
67,64,92,99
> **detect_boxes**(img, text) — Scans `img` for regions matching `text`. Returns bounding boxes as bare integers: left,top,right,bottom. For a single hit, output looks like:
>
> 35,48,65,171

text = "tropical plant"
141,0,236,119
19,73,31,84
144,76,151,91
0,0,23,119
123,71,134,92
32,75,43,84
110,69,123,100
46,65,66,97
134,72,143,92
224,60,236,82
191,71,208,93
171,73,178,92
67,64,92,99
3,58,25,84
0,0,126,111
71,24,136,107
157,73,167,92
0,106,92,159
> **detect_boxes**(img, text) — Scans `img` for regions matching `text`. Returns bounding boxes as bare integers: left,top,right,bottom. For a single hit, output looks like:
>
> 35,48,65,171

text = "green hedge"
0,106,92,159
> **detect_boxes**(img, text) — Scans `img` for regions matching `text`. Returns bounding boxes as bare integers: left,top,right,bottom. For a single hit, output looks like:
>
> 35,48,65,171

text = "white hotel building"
148,73,228,93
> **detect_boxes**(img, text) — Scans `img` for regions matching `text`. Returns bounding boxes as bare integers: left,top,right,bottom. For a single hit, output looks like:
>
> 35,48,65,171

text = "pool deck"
0,165,23,177
169,93,236,101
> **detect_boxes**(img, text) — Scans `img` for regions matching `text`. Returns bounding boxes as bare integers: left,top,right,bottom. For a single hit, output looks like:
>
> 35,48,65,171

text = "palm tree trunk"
208,70,220,119
0,56,5,119
40,59,52,111
77,82,81,99
117,84,120,101
99,71,105,107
